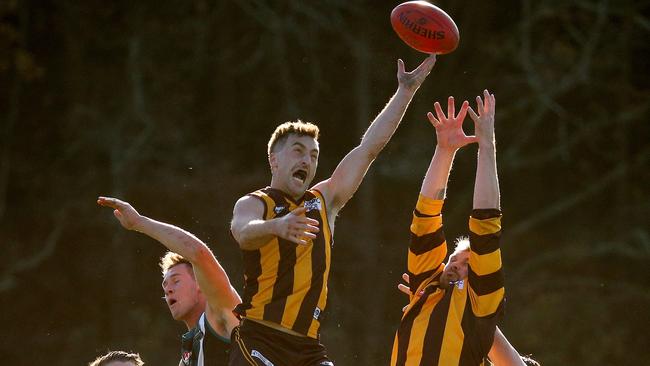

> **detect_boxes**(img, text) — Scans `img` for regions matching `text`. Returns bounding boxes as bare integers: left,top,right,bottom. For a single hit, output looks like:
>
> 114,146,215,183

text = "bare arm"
230,195,319,250
469,90,499,209
488,327,527,366
97,197,241,327
404,97,476,294
313,55,437,214
421,96,476,199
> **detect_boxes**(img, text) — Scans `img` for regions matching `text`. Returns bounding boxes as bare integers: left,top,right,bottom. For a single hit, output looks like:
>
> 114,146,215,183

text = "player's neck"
182,309,203,330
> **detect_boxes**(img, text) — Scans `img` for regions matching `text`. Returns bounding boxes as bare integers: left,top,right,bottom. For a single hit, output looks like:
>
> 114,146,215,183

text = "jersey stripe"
235,187,331,338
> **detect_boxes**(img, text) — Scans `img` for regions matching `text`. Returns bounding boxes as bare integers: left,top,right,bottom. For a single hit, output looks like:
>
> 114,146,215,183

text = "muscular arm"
230,195,320,250
97,197,241,331
313,55,437,215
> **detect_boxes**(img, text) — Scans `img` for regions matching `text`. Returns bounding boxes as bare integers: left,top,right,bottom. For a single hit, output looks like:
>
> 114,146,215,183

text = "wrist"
132,215,149,232
478,140,496,150
396,85,417,98
435,145,458,155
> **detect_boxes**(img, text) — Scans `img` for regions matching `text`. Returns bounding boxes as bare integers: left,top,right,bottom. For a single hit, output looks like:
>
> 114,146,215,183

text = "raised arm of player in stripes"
466,90,505,319
406,97,476,295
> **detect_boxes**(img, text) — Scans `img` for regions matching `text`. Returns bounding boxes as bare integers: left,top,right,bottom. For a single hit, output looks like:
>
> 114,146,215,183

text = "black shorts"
229,319,333,366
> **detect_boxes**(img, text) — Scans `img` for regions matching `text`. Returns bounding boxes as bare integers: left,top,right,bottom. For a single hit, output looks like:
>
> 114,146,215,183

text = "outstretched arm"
466,90,504,320
313,55,437,216
469,89,499,209
97,197,241,330
407,97,475,294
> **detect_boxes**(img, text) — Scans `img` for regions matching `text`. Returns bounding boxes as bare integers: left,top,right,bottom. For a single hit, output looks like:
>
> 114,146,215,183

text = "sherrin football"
390,1,460,54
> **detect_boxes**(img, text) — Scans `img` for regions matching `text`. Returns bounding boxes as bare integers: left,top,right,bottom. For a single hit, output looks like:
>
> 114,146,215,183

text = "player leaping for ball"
391,90,507,366
98,196,241,366
228,54,437,366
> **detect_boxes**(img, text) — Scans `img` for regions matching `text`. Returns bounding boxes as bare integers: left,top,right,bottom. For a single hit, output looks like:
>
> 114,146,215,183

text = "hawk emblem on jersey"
304,198,321,212
274,206,287,215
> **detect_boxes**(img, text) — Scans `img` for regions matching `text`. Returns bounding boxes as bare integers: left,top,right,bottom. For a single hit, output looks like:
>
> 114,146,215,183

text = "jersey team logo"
274,206,287,215
181,351,192,365
304,198,321,212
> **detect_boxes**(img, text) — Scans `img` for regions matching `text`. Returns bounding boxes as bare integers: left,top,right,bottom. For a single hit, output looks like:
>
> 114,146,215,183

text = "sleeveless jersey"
181,312,231,366
233,187,333,339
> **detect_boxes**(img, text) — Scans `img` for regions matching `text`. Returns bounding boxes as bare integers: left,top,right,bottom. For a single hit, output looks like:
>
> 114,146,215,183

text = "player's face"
441,250,469,285
270,134,319,199
161,264,204,323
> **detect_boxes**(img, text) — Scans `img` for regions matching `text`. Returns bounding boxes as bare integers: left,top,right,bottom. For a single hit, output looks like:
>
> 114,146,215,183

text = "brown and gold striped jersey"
391,195,505,366
233,187,332,339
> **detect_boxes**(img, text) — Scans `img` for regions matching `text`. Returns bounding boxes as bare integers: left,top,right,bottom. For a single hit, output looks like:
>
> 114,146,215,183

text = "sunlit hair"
267,120,320,157
451,236,470,256
521,355,541,366
159,251,193,277
88,350,144,366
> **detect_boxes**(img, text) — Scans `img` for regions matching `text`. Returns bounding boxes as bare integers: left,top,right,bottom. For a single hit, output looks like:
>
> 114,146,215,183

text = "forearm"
135,217,206,262
474,143,500,209
421,146,456,199
234,219,279,251
408,195,446,293
359,87,416,157
488,327,526,366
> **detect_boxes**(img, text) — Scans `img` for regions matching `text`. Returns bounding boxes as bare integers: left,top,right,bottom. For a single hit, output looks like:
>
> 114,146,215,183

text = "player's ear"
269,153,278,173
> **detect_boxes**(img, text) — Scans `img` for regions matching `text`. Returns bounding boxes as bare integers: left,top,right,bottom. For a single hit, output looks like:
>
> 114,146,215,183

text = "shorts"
229,319,333,366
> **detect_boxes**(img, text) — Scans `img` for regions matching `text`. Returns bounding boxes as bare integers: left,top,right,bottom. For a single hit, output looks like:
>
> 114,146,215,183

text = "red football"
390,1,460,54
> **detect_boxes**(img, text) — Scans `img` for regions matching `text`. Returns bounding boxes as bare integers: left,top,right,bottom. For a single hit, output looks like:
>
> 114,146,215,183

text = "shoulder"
234,193,266,214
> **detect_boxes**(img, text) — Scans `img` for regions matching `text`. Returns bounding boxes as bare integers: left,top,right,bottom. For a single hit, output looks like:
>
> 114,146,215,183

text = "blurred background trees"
1,0,648,365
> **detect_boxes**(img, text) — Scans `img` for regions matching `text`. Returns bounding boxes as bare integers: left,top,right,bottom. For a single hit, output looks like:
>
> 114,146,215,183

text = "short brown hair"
88,350,144,366
159,251,193,277
267,120,320,157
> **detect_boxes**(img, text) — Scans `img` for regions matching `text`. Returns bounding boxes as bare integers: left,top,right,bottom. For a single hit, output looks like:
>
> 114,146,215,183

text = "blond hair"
267,120,320,157
88,351,144,366
159,251,192,277
452,236,471,256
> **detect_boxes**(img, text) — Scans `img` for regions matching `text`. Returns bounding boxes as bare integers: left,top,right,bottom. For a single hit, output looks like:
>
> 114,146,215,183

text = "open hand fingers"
427,112,441,127
402,272,410,283
397,59,406,75
398,283,410,296
468,106,479,122
97,196,127,210
434,101,446,122
447,96,455,119
456,100,469,125
413,54,436,75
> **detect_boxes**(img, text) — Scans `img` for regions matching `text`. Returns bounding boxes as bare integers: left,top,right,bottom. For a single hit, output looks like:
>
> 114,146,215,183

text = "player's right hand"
97,196,143,231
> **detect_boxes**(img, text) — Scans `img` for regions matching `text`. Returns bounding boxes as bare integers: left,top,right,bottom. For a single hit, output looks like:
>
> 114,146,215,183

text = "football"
390,1,460,54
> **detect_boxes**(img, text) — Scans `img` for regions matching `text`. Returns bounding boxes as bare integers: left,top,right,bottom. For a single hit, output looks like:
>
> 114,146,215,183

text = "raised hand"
397,54,437,93
275,206,320,246
428,96,477,150
97,196,144,231
468,89,496,147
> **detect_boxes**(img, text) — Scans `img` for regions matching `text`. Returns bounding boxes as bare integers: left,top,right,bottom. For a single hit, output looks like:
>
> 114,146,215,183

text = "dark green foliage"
1,1,648,365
